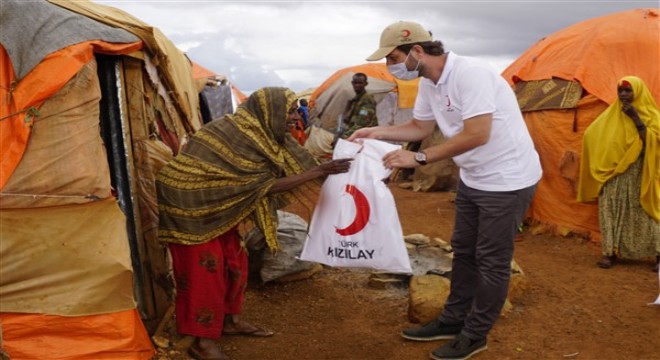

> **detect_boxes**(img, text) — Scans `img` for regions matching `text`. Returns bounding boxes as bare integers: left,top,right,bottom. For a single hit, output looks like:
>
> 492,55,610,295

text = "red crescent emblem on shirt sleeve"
335,185,370,236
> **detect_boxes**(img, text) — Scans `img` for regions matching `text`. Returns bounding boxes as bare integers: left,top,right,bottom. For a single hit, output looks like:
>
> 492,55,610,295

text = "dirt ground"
157,185,660,360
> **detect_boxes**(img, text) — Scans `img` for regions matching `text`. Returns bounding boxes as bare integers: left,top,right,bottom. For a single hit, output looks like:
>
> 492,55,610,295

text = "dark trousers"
439,180,537,339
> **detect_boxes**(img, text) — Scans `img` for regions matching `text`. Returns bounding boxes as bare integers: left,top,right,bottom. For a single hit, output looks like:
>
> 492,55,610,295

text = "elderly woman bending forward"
156,87,351,360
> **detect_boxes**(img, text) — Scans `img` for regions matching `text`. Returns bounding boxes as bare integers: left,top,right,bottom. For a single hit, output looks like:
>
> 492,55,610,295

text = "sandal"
222,322,274,337
597,255,616,269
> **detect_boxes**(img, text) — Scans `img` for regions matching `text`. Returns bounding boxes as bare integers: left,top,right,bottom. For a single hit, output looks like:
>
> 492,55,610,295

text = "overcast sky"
97,1,655,93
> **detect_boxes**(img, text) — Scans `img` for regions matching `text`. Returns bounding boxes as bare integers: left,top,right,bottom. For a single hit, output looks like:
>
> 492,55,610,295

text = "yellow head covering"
577,76,660,221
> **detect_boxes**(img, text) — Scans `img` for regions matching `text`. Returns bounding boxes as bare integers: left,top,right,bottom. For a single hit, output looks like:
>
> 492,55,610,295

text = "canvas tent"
308,63,419,131
296,87,316,103
501,8,659,241
1,0,203,358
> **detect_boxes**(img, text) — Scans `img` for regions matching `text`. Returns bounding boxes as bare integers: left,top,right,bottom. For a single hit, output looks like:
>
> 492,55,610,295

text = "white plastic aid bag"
299,139,412,273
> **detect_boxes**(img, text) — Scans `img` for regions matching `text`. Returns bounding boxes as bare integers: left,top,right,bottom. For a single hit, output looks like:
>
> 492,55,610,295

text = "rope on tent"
0,106,40,125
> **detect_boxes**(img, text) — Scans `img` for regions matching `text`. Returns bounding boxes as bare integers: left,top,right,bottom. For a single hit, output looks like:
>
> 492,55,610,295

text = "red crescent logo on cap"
401,29,411,38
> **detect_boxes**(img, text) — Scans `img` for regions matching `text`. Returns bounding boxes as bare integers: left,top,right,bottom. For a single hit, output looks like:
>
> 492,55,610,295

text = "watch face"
415,152,426,163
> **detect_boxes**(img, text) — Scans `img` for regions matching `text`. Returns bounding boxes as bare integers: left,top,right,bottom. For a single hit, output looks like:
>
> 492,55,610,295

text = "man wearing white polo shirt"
349,21,542,360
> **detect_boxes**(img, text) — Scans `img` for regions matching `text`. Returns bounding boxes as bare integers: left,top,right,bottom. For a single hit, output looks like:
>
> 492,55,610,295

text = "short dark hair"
397,40,445,56
299,98,308,106
352,73,368,82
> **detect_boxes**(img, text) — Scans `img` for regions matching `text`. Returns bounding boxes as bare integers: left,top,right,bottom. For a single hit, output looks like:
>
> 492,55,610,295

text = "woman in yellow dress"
578,76,659,271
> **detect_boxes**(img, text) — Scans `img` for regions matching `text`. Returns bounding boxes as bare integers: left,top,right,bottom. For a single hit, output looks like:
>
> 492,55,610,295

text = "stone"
408,274,451,323
404,233,431,245
508,272,528,304
416,245,445,258
367,272,409,290
152,335,170,349
397,181,413,189
275,263,323,283
404,249,527,322
405,242,417,256
430,237,452,252
558,226,573,237
499,299,514,317
409,245,453,276
529,223,551,235
511,259,524,275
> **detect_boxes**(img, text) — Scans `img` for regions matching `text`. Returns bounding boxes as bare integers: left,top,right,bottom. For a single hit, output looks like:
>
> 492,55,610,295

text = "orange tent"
1,0,205,358
0,39,141,191
502,8,659,241
191,61,216,79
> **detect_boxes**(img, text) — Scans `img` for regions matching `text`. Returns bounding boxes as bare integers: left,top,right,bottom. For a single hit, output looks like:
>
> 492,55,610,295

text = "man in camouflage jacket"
339,72,378,139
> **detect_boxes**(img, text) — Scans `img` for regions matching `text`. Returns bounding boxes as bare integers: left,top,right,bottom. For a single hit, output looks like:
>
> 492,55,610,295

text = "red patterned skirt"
168,226,248,338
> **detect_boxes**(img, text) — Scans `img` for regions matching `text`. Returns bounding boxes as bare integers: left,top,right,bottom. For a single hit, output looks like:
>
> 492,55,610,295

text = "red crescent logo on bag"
335,184,370,236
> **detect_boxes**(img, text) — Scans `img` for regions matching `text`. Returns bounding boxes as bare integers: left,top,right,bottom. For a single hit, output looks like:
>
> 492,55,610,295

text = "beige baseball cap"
366,21,432,61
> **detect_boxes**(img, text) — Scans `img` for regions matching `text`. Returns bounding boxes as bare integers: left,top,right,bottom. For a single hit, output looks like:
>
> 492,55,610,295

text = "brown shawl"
156,87,319,249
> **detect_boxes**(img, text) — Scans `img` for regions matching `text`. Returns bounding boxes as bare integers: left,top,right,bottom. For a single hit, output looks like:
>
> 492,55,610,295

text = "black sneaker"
430,333,488,360
400,319,464,341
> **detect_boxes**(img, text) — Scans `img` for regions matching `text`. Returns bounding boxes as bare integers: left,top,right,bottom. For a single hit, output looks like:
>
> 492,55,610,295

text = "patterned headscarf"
157,87,320,249
577,76,659,221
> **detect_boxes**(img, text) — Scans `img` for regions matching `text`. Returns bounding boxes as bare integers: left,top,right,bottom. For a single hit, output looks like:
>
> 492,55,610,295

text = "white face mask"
387,52,420,80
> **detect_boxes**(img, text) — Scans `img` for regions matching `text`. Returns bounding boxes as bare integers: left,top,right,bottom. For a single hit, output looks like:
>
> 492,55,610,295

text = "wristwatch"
414,151,428,165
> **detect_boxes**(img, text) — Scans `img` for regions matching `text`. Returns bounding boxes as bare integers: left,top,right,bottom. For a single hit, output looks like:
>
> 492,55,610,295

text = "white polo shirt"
413,52,542,191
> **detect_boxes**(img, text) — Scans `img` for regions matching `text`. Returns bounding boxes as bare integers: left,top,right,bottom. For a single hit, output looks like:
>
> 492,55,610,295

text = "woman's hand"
317,158,352,176
622,102,647,141
622,102,640,121
269,158,352,194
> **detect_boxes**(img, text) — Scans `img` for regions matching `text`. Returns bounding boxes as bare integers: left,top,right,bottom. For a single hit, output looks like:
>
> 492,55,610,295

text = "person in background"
297,98,310,128
289,106,308,146
578,75,660,272
337,72,378,141
350,21,542,360
156,87,352,360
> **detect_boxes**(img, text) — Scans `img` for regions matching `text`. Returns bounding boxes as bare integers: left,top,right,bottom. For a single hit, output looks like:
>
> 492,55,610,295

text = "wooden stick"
153,304,175,339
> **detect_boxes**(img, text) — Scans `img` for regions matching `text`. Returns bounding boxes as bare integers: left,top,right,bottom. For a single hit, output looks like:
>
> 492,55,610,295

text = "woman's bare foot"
188,337,229,360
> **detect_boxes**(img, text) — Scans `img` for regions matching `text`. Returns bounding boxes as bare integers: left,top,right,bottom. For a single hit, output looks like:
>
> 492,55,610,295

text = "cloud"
98,0,654,93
